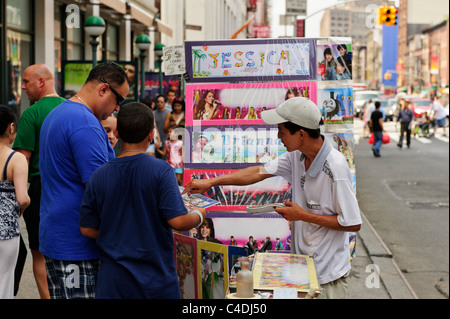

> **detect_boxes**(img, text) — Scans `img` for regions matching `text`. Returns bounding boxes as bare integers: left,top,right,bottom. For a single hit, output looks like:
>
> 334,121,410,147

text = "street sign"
286,0,307,16
162,45,186,76
296,19,305,37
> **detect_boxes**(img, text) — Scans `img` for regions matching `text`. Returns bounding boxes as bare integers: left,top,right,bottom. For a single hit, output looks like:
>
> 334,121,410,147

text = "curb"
358,211,419,299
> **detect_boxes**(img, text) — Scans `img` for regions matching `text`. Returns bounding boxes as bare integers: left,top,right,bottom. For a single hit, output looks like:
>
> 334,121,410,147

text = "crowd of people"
362,95,447,157
0,62,204,299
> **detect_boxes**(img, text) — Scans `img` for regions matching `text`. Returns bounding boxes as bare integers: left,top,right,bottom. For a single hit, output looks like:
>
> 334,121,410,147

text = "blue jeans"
373,131,383,156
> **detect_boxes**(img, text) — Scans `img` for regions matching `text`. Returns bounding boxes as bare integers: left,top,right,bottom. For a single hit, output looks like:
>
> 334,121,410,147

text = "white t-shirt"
431,101,446,120
264,138,362,285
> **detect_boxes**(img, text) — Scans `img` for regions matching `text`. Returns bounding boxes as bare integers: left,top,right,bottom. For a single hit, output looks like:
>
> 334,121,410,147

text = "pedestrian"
183,97,362,299
397,100,415,148
156,127,184,186
430,95,447,137
39,61,129,299
12,64,65,299
154,94,171,160
0,105,30,299
369,101,386,157
101,113,118,150
166,89,177,111
164,97,185,133
79,102,205,299
362,99,375,138
140,97,161,157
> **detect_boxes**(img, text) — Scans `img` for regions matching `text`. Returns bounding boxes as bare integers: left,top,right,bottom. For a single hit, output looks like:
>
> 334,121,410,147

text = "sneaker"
397,143,402,148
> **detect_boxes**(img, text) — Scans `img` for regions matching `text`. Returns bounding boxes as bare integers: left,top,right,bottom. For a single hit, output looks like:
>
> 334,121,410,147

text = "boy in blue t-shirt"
79,102,205,299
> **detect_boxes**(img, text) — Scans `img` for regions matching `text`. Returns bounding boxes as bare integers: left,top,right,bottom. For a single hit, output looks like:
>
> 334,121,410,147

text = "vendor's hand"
275,201,305,222
182,178,213,195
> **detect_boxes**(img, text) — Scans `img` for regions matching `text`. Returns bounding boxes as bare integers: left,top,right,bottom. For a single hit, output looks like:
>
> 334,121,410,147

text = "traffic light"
378,6,398,26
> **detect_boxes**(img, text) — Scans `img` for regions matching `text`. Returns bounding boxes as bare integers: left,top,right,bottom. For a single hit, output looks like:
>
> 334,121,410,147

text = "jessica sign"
184,38,316,82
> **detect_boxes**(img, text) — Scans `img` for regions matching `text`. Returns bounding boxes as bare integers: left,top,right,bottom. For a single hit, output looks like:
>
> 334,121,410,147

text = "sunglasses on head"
100,78,125,106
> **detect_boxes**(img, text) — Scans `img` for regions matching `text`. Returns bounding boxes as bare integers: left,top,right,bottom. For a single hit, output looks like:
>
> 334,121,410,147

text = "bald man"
13,64,65,298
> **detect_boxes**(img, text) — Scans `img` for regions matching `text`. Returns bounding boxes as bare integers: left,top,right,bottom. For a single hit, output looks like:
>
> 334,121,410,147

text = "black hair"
375,101,381,109
140,97,154,109
336,56,346,67
0,105,17,136
117,102,154,143
337,44,347,51
323,47,333,58
172,97,185,112
156,94,166,102
85,61,130,88
283,121,323,139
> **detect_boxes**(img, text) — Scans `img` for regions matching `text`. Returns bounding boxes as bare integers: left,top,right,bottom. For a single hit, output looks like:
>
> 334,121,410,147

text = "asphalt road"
353,118,449,299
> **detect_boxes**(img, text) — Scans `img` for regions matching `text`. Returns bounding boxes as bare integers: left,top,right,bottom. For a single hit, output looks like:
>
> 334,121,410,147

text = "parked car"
354,90,381,118
409,98,431,118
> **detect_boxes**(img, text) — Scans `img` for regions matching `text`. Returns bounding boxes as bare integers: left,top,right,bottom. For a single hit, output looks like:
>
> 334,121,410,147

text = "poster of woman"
186,82,317,126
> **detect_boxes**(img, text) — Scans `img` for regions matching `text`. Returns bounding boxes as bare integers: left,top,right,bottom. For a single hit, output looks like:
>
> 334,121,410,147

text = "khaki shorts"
318,270,350,299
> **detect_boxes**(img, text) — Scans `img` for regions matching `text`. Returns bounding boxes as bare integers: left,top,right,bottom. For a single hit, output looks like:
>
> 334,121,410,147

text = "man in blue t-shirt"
39,61,129,299
79,102,205,299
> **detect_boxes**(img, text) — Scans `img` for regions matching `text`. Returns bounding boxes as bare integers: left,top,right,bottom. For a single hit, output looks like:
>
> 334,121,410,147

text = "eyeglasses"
100,78,125,106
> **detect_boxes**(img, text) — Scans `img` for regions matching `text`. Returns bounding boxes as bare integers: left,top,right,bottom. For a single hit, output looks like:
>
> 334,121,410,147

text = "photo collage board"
177,37,355,298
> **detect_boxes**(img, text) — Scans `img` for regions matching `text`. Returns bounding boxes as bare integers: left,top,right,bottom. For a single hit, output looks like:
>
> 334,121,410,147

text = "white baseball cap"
261,97,322,129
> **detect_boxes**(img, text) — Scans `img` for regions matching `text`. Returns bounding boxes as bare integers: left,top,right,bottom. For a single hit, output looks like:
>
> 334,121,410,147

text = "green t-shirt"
13,96,66,181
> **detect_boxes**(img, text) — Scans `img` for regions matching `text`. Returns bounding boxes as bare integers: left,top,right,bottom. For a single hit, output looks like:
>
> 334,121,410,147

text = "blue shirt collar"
300,135,332,178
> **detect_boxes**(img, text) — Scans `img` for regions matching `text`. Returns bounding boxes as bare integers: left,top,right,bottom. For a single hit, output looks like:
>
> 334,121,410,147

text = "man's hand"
275,201,305,221
182,178,213,195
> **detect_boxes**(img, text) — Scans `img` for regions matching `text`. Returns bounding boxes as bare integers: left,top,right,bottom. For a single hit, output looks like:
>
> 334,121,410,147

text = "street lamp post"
135,34,151,100
154,43,165,95
84,16,106,68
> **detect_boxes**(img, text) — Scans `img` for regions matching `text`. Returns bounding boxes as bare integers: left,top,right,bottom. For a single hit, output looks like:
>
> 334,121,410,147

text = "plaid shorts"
44,256,100,299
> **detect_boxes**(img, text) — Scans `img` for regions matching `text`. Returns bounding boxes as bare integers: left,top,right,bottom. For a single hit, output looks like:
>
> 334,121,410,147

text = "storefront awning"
98,0,126,15
398,86,408,92
128,4,173,37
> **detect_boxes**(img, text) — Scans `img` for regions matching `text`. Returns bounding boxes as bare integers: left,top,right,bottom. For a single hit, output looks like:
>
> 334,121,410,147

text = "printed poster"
317,86,354,124
185,126,287,168
316,42,352,82
173,233,198,299
185,38,316,82
183,169,292,211
185,81,317,126
197,240,229,299
252,252,319,293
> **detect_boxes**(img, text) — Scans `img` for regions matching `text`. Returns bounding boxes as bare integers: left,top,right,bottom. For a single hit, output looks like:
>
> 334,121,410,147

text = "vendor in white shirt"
183,97,362,299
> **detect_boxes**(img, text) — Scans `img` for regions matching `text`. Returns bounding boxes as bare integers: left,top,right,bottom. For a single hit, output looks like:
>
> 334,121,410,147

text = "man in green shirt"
13,64,65,299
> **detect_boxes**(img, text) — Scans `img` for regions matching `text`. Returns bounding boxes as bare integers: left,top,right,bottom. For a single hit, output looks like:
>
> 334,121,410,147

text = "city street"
353,118,449,299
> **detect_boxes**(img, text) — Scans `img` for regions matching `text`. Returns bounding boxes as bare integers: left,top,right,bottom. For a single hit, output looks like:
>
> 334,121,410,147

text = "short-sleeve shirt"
79,154,187,298
371,110,384,132
264,138,362,285
39,100,115,260
431,101,446,120
13,96,65,181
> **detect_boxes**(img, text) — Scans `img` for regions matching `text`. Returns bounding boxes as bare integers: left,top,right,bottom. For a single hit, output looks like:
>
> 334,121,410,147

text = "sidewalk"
347,211,419,299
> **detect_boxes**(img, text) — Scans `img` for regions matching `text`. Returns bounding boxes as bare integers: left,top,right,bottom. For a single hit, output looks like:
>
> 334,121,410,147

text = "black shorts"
22,177,41,251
